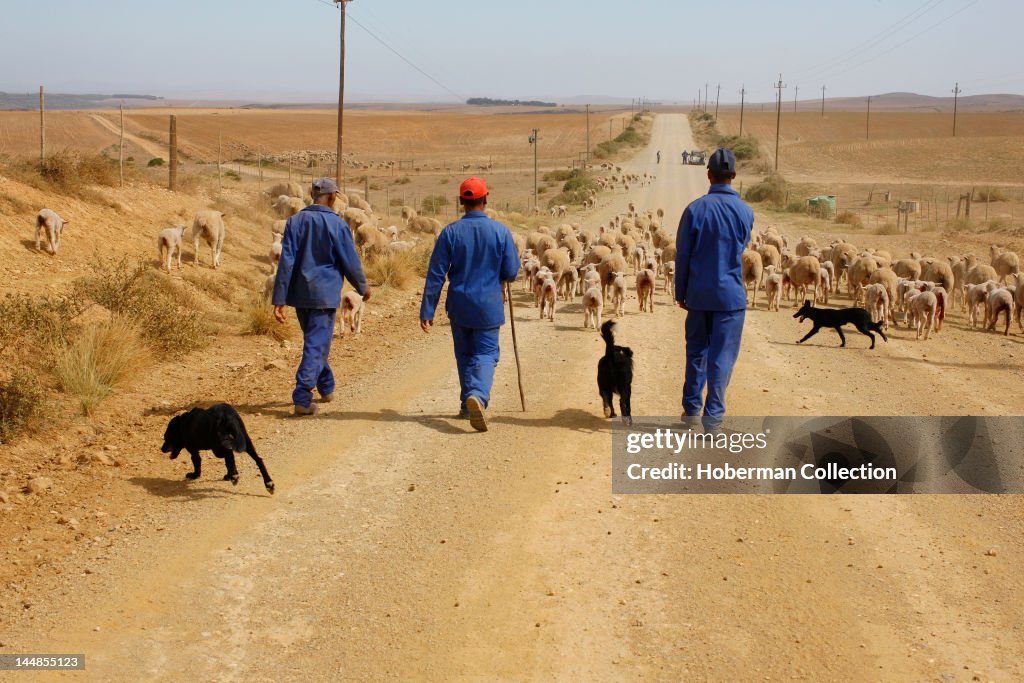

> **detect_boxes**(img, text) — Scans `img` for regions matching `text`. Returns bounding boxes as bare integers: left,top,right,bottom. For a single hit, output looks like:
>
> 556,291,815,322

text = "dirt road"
12,114,1022,681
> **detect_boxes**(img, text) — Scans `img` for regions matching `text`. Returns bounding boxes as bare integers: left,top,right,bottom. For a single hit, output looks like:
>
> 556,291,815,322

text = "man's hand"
274,305,287,324
362,288,373,302
676,300,688,310
420,319,433,333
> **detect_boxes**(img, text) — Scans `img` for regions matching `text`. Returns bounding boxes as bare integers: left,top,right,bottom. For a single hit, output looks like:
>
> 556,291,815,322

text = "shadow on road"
128,476,268,501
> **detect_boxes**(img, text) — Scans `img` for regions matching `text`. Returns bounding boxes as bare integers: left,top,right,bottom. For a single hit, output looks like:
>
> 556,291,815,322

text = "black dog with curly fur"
598,320,634,424
161,403,275,494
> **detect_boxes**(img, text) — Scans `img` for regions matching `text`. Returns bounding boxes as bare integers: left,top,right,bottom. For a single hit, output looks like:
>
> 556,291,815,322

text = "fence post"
168,115,178,191
39,85,45,169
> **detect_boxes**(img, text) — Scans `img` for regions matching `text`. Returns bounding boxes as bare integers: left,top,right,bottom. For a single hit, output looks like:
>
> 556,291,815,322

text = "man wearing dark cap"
674,148,754,429
420,177,520,432
272,177,371,416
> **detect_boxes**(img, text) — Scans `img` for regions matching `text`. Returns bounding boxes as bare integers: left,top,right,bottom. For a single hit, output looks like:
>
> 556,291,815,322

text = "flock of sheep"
742,229,1024,339
516,201,674,327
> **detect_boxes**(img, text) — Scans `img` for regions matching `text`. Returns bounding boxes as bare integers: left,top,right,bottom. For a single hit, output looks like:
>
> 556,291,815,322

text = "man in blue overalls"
420,177,520,432
272,177,370,416
674,148,754,429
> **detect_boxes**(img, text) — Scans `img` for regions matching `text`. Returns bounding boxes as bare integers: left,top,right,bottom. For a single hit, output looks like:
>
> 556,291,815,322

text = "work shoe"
319,392,335,403
293,403,319,416
465,396,488,432
456,410,469,420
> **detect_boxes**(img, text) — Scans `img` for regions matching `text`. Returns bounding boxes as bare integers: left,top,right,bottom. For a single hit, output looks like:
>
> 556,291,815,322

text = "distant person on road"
674,148,754,429
656,150,661,164
273,177,371,416
682,150,689,164
420,177,520,432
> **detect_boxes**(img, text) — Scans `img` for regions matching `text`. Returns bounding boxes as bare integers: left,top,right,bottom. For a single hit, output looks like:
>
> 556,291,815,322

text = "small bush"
241,296,292,342
0,371,45,443
716,135,760,160
785,200,807,214
744,175,788,205
54,317,149,416
224,169,241,181
946,218,974,233
983,216,1011,231
874,222,900,235
0,292,84,362
975,187,1008,203
148,157,165,167
421,194,450,215
40,151,119,188
364,251,418,289
835,211,862,227
393,176,412,185
543,169,574,183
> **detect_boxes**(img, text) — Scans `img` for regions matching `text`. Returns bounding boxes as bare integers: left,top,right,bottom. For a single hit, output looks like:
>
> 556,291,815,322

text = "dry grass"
241,296,292,342
0,371,45,443
364,250,421,290
835,210,862,227
54,317,150,416
1,150,122,200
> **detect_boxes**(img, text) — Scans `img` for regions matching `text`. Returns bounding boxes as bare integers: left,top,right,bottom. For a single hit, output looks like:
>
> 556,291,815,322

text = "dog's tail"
600,319,616,352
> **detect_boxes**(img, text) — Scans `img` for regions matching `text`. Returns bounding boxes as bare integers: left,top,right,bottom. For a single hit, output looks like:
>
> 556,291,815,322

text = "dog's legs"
600,387,615,418
619,387,632,426
186,450,202,480
836,327,847,347
797,325,821,344
244,434,275,494
218,449,240,486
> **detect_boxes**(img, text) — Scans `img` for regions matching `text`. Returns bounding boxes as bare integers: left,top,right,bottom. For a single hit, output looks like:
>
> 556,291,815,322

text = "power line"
313,0,464,101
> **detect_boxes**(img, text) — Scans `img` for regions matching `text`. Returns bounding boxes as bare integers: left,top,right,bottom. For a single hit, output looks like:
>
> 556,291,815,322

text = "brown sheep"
795,237,817,258
636,268,656,312
192,210,227,268
741,249,763,309
757,244,782,272
599,247,629,300
541,247,572,280
922,259,955,297
586,245,612,265
788,256,822,307
847,256,878,304
829,242,859,293
892,258,922,281
965,263,998,287
990,245,1020,284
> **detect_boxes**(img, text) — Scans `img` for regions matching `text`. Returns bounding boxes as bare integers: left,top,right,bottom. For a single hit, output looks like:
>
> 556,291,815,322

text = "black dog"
793,300,888,350
598,320,633,424
161,403,275,494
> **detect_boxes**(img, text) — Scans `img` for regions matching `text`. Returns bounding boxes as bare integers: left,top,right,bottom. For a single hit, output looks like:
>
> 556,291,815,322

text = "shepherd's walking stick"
506,282,527,411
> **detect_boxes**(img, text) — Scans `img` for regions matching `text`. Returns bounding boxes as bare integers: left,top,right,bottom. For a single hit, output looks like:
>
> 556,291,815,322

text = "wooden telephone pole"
585,104,591,169
334,0,352,183
820,85,826,117
794,85,799,112
714,84,721,121
168,115,178,191
39,86,45,169
952,82,961,137
738,85,746,137
866,95,872,140
119,102,125,187
704,82,709,113
773,74,786,171
530,129,539,210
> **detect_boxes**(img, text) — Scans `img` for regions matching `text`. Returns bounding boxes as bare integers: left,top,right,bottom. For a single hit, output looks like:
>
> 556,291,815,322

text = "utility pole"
866,95,871,140
704,82,709,113
794,85,799,112
39,85,45,169
168,115,178,191
585,104,591,169
217,132,222,191
773,74,786,172
738,85,746,137
952,82,961,137
821,85,826,117
631,98,635,117
530,129,539,210
333,0,351,183
714,84,721,121
119,102,125,187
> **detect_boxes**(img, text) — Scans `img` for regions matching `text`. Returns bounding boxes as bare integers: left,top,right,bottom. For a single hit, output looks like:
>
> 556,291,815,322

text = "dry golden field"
717,111,1024,185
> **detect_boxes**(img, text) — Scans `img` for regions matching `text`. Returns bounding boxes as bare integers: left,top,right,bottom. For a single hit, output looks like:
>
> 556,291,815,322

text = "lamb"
636,268,656,313
868,268,899,326
1015,281,1024,332
582,286,603,329
863,283,890,329
610,272,627,317
269,229,284,274
818,269,831,305
538,276,557,321
985,288,1014,336
907,290,938,341
261,273,276,302
663,261,675,296
533,267,554,307
990,245,1020,284
339,290,364,336
35,208,68,255
965,282,992,328
764,269,783,312
557,266,579,303
387,239,417,253
273,195,305,220
741,249,763,309
192,210,227,268
355,224,388,256
157,225,187,273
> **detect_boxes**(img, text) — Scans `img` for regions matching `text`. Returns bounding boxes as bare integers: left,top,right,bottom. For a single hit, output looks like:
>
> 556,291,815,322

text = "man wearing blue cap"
420,177,520,432
674,148,754,428
273,177,371,416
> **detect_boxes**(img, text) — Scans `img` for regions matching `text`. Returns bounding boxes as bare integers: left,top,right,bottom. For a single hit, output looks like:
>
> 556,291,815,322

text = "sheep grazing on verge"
636,268,656,313
764,269,783,312
986,288,1014,336
273,195,305,220
192,210,227,269
610,272,627,317
539,276,557,321
157,225,188,273
400,206,417,221
990,245,1020,284
557,266,579,303
741,249,763,309
965,283,991,328
864,283,890,329
35,208,68,255
583,286,603,329
908,290,938,340
354,224,388,256
339,290,364,336
663,261,675,296
387,239,417,253
270,230,284,274
347,193,371,212
266,181,309,204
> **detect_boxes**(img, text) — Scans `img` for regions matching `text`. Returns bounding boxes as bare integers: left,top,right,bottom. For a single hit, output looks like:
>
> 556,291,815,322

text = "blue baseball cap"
312,177,339,196
708,148,736,176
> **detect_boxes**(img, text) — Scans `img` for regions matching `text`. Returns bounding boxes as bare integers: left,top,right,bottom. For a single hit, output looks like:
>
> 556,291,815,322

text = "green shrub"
785,200,807,214
716,135,759,160
744,175,788,205
543,169,574,182
148,157,165,167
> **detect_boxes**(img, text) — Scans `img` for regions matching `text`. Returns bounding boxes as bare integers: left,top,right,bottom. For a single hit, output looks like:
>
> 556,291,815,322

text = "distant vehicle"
687,150,706,165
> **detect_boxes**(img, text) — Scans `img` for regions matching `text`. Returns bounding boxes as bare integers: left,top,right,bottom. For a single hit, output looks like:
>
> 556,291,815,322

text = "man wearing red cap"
420,177,520,432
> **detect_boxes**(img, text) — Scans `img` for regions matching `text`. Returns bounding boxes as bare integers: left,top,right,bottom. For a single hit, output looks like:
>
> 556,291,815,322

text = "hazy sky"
1,0,1019,103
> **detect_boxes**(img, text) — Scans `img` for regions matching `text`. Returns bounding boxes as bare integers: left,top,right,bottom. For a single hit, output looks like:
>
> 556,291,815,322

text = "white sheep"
539,275,557,321
965,282,992,328
192,210,227,268
986,288,1014,336
262,273,276,302
663,261,675,296
611,272,627,317
270,230,284,274
582,286,603,329
764,271,783,312
35,208,68,255
273,195,304,220
863,283,890,329
557,266,579,303
908,290,937,340
157,225,187,273
636,268,656,313
339,290,364,336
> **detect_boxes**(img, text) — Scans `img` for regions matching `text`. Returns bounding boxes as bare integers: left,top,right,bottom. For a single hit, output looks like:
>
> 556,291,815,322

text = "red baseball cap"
459,177,488,200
